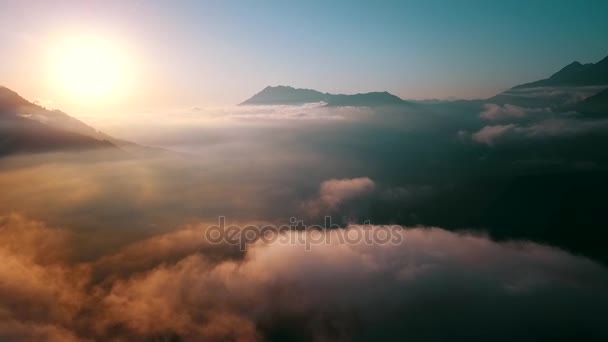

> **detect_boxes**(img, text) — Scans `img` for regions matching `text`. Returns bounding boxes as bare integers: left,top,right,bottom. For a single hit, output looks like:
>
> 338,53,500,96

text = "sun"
49,34,132,103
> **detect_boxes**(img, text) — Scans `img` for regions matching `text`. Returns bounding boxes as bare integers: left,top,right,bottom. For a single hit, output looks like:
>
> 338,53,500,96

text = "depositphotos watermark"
205,216,404,251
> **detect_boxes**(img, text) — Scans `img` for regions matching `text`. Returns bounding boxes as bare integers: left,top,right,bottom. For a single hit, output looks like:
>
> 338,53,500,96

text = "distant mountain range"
487,55,608,108
241,85,407,106
513,55,608,89
241,55,608,110
3,53,608,157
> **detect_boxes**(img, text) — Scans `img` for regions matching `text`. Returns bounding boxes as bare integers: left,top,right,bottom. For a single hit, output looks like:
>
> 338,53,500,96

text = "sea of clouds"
2,94,608,340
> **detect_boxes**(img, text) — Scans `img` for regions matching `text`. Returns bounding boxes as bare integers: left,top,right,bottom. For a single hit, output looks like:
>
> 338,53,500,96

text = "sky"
1,0,607,115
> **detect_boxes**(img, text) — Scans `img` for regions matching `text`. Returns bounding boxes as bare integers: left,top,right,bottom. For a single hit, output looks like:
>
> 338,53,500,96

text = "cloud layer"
1,214,607,341
3,87,608,340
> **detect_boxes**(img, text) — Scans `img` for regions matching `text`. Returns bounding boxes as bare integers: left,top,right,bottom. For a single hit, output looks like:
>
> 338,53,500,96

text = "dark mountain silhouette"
0,86,121,156
486,85,607,108
0,115,117,156
513,55,608,89
325,91,406,106
241,85,407,106
570,88,608,116
486,55,608,108
0,86,31,113
241,86,326,105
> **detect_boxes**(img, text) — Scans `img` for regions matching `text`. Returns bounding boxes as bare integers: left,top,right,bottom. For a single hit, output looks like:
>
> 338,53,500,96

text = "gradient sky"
1,0,607,114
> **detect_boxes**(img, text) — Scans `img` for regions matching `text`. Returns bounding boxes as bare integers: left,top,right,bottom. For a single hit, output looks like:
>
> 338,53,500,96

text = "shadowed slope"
513,55,608,89
0,86,120,157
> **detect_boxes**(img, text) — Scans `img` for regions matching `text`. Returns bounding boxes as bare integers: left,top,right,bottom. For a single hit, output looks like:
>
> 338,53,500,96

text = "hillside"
512,55,608,89
0,86,119,156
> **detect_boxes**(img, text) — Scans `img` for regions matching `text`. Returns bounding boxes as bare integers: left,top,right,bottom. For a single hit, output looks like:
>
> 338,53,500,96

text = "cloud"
472,124,515,145
318,177,376,209
32,98,54,108
92,221,245,281
518,118,608,137
304,177,376,219
480,104,527,121
0,215,91,339
0,320,82,342
92,226,608,341
3,84,608,342
1,208,608,341
192,103,356,121
471,119,608,146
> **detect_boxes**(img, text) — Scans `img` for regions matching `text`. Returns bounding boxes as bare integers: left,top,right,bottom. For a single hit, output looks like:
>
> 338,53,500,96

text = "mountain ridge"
512,54,608,89
241,85,407,106
0,86,131,157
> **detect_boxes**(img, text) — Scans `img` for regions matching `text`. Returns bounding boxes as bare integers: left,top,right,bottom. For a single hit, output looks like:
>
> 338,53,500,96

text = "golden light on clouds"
47,34,133,106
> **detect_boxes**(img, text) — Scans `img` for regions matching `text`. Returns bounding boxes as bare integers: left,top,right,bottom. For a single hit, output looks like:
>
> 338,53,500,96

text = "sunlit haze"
47,33,133,105
1,0,607,117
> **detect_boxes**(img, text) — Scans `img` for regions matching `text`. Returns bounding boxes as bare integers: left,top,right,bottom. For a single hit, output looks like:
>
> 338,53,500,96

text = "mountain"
0,86,121,157
241,86,326,105
241,85,407,106
324,91,406,107
486,55,608,108
513,55,608,89
570,88,608,116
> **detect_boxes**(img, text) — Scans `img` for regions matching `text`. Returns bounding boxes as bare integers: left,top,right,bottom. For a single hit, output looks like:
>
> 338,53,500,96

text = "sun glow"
49,34,133,104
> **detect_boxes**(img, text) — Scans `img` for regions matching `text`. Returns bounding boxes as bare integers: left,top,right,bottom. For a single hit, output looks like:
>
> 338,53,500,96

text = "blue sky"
1,0,607,110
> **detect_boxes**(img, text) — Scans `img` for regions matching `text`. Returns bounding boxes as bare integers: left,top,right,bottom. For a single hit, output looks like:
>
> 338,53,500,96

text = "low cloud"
304,177,376,219
318,177,376,209
472,124,515,145
472,119,608,145
519,118,608,137
480,104,527,121
1,214,607,341
0,215,91,340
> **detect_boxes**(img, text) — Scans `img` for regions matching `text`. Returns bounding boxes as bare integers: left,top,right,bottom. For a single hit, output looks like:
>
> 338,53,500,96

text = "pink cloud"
480,104,527,121
472,124,515,145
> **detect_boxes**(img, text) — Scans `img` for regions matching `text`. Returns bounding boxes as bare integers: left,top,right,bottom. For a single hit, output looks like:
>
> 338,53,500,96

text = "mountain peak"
241,86,406,107
0,86,30,104
242,86,325,105
512,55,608,89
557,61,583,72
264,85,294,90
549,61,587,79
0,86,36,115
